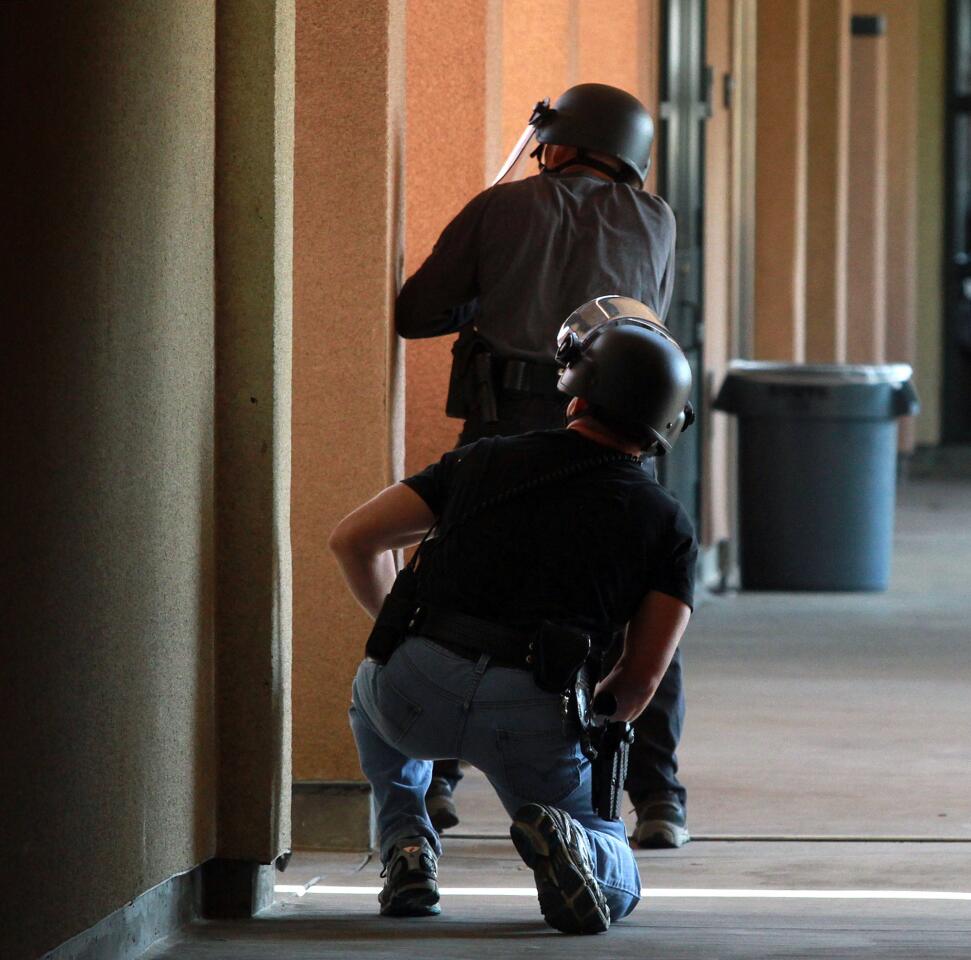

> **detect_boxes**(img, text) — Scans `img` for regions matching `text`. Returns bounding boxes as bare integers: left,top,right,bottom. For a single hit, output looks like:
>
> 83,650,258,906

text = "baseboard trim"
41,856,279,960
292,780,375,851
41,866,200,960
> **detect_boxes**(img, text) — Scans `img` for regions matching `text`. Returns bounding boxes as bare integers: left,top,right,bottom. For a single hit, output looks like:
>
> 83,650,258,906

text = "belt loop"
462,653,491,711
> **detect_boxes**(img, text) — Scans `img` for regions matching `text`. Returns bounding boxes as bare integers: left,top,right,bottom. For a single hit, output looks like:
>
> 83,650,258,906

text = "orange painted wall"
403,0,492,477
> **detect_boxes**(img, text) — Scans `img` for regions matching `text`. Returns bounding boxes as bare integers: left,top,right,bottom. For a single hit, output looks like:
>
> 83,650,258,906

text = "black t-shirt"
395,173,677,362
401,429,697,639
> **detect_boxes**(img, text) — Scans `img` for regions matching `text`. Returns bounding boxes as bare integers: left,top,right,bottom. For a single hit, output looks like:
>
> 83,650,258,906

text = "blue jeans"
349,635,642,921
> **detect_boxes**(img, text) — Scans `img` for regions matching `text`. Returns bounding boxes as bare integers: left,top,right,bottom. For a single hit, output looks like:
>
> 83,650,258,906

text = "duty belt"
413,605,535,671
496,357,563,399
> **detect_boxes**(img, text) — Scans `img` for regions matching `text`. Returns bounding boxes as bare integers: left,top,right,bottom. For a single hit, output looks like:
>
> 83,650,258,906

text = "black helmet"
534,83,655,185
556,297,694,455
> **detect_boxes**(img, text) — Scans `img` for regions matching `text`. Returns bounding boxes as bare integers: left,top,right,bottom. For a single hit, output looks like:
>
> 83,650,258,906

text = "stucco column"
214,0,294,873
1,3,217,955
292,0,406,848
845,16,888,364
880,0,920,450
805,0,851,362
754,0,808,361
915,0,946,446
702,0,735,548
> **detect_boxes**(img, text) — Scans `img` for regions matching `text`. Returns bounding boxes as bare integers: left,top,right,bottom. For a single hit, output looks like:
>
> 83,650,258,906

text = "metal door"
943,0,971,441
657,0,709,527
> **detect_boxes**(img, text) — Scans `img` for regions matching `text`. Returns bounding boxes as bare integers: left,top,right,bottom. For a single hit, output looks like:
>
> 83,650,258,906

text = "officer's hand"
593,672,656,723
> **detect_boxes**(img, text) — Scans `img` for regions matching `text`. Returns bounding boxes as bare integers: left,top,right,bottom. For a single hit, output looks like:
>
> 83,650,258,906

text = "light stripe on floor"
276,884,971,902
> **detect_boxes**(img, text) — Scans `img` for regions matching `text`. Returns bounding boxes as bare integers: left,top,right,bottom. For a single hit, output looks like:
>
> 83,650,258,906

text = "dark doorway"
657,0,709,527
943,0,971,441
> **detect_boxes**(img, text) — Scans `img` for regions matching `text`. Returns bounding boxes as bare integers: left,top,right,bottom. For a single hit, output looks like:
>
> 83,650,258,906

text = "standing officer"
330,309,696,932
396,83,690,848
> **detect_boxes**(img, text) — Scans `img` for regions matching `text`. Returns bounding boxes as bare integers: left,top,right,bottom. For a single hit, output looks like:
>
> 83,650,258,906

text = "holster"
532,621,592,693
571,659,635,822
365,566,419,664
446,326,498,423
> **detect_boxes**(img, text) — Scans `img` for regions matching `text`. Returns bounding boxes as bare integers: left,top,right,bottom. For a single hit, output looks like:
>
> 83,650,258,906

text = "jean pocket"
496,726,582,805
375,672,424,745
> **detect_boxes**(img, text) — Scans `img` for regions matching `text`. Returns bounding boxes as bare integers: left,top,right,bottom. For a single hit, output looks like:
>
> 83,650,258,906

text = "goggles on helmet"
554,295,672,367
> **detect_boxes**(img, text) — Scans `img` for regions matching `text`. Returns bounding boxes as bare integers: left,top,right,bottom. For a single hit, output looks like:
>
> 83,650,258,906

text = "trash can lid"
724,360,913,386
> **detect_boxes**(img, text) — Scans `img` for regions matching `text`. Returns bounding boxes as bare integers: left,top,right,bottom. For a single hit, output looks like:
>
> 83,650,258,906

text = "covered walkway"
145,469,971,958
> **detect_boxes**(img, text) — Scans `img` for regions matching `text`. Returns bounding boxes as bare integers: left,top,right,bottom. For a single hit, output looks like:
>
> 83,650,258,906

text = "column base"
201,859,275,919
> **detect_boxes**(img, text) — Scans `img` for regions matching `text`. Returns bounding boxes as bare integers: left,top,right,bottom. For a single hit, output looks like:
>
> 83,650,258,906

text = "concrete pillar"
805,0,851,362
1,3,217,956
292,0,406,848
214,0,294,866
754,0,808,361
845,15,888,364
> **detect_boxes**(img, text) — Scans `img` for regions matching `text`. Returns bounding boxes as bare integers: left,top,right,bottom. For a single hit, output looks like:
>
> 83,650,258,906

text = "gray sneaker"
378,836,440,917
510,803,610,934
632,792,690,849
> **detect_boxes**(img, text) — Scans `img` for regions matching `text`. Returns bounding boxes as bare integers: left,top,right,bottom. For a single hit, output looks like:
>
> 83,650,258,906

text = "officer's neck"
566,418,643,457
551,163,615,182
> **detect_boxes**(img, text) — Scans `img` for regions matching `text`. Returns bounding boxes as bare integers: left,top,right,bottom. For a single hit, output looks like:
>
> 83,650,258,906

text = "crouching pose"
330,302,696,934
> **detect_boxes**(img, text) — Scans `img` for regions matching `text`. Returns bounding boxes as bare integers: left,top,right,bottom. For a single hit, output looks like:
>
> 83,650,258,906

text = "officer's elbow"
329,516,364,559
394,302,422,339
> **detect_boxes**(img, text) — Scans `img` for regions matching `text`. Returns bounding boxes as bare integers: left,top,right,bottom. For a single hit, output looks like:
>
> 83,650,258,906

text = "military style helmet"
534,83,655,185
556,296,694,455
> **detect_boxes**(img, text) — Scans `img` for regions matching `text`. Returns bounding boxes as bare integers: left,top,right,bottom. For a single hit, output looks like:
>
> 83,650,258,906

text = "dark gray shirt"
396,172,676,362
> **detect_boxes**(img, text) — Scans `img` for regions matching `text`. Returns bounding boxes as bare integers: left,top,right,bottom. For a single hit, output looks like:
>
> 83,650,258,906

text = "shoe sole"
379,882,441,917
633,820,691,849
510,805,610,935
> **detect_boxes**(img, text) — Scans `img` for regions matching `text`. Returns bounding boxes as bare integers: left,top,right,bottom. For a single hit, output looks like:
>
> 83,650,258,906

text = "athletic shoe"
425,776,460,832
378,836,441,917
510,803,610,934
632,792,690,849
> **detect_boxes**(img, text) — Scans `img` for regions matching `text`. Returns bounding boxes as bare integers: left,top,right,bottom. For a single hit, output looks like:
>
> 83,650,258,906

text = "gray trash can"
714,362,920,591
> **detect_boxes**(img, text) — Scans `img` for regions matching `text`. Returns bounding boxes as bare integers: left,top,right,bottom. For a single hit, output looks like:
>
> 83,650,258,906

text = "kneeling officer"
330,303,696,934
